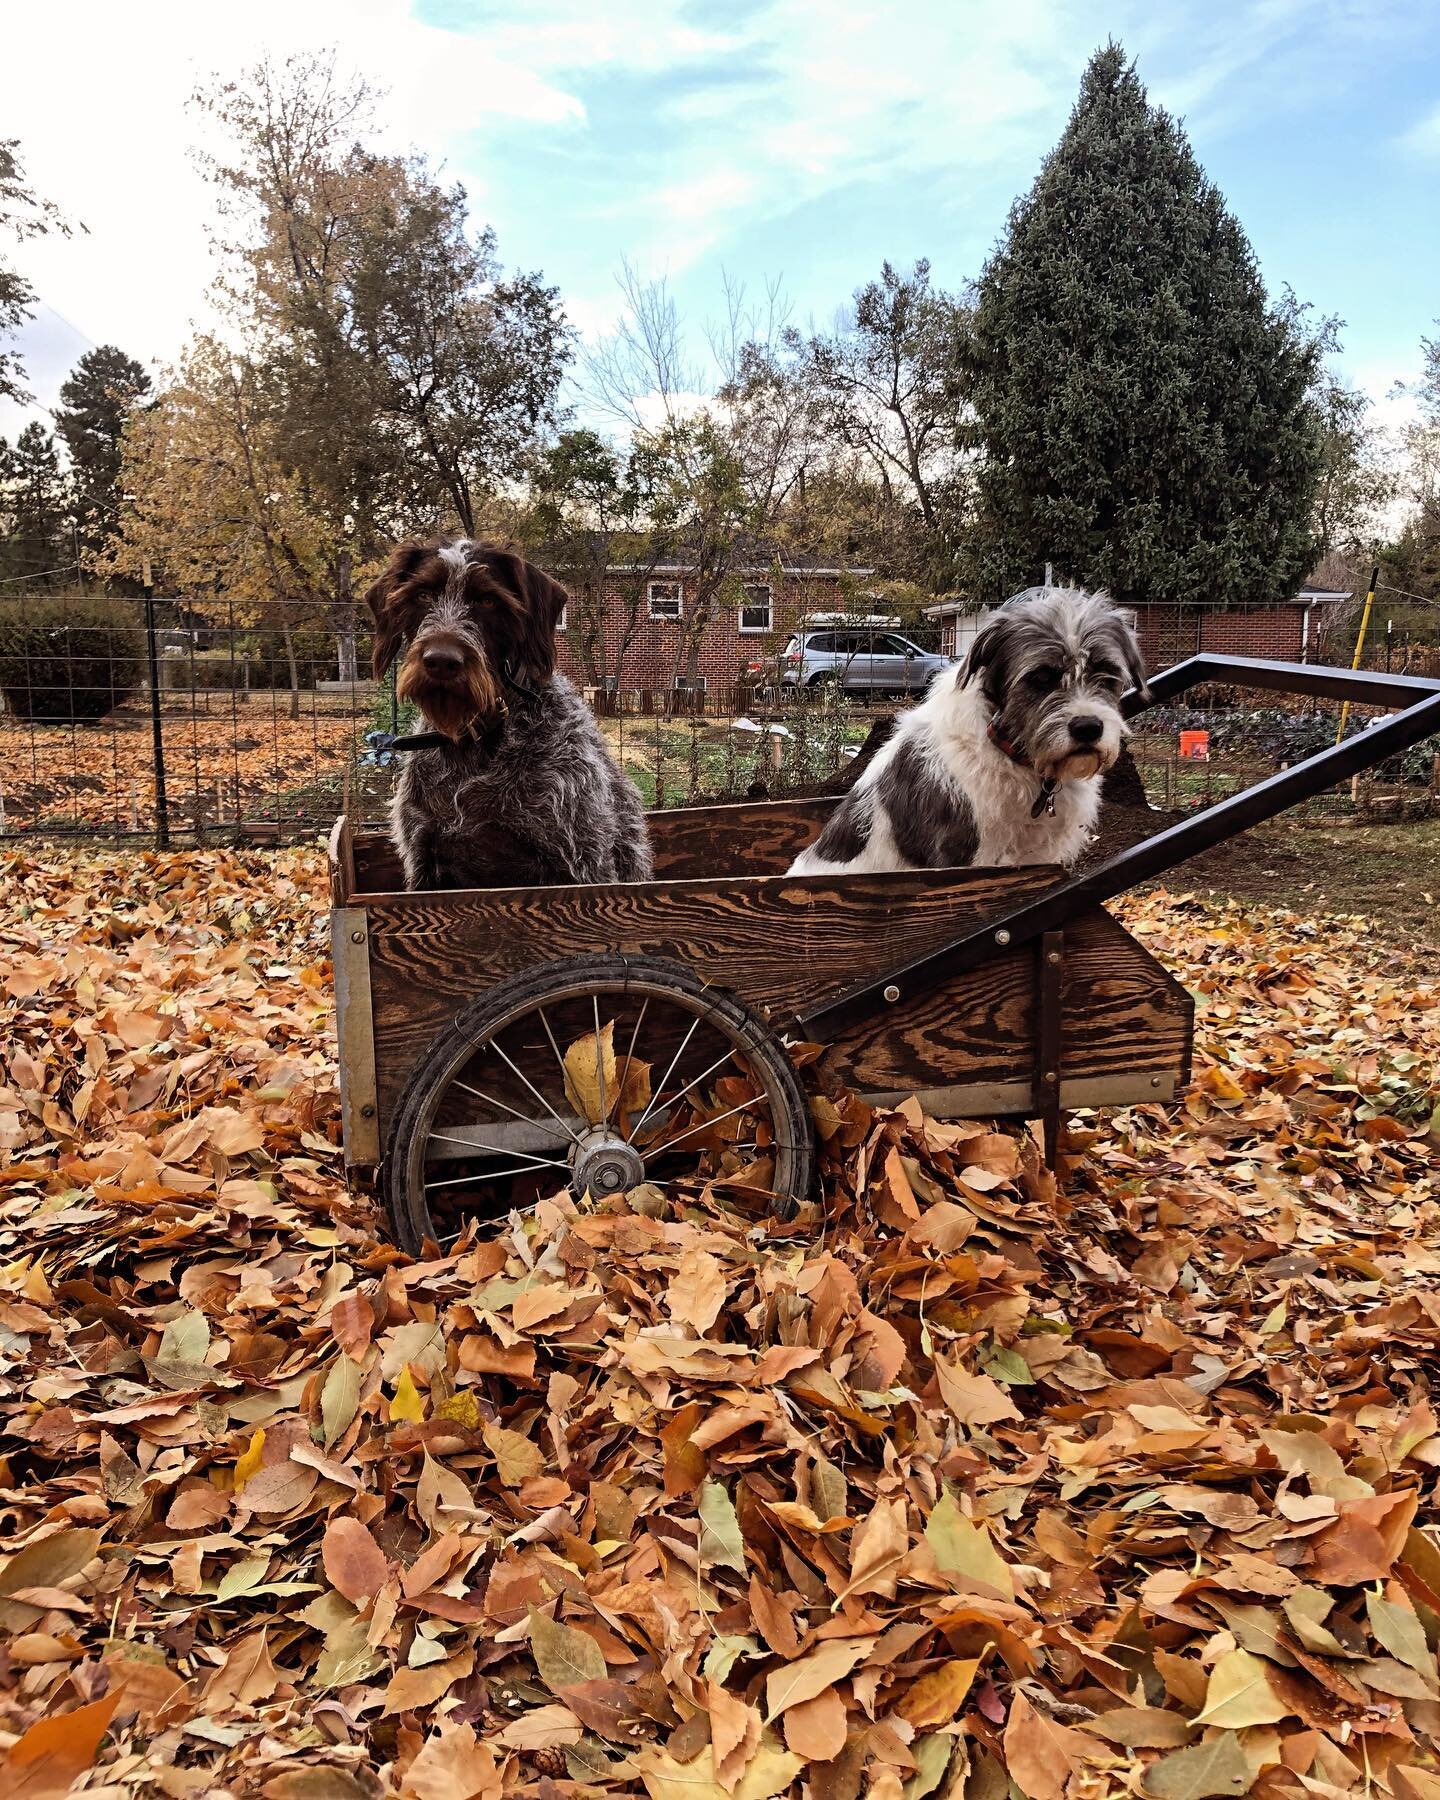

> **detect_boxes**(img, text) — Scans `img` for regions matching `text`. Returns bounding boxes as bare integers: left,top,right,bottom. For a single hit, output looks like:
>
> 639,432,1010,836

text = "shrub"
0,595,145,722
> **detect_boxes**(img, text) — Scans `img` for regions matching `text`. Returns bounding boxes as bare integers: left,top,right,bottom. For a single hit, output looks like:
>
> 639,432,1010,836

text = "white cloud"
3,0,1428,446
1398,100,1440,157
1,0,585,433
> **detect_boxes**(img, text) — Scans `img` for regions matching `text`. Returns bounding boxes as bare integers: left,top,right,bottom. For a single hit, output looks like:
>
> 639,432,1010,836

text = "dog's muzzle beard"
396,637,504,741
995,695,1126,787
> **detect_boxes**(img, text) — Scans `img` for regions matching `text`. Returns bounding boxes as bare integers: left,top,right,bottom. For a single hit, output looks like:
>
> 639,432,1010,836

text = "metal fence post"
142,567,170,850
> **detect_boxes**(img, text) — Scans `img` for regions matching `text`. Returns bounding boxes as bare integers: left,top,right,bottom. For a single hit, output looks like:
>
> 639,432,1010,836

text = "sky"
3,0,1438,448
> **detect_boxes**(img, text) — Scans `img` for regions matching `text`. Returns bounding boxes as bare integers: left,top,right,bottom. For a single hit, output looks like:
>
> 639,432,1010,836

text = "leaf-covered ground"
0,712,366,836
1,847,1438,1800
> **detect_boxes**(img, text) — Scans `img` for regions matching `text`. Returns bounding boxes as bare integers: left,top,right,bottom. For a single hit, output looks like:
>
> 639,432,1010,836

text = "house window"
556,602,568,632
648,580,683,621
739,583,773,634
673,674,707,692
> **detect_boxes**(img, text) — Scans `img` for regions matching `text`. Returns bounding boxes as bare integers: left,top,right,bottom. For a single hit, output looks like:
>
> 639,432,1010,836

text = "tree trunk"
333,549,359,683
282,622,301,721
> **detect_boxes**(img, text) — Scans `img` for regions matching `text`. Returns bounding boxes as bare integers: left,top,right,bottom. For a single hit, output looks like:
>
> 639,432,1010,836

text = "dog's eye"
1089,660,1121,682
1028,666,1063,692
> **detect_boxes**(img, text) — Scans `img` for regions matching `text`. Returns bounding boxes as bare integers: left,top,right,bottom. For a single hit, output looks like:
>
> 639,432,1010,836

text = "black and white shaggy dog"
366,538,653,891
788,588,1147,877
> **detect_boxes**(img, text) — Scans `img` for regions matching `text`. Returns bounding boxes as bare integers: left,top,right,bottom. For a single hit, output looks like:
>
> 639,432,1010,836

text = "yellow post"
1335,565,1380,745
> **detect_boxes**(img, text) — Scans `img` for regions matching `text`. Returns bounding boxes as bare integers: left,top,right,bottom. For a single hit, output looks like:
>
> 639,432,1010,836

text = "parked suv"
777,628,952,695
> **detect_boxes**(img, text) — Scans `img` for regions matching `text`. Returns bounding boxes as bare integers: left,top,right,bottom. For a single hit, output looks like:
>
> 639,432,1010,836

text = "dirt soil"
1094,804,1440,959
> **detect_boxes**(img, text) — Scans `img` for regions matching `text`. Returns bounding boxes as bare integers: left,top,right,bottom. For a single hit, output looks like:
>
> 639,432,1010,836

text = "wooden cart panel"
332,808,1191,1169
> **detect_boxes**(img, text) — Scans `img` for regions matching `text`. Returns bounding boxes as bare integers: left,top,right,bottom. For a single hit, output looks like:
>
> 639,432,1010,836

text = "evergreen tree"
965,44,1323,606
55,344,151,563
0,421,71,582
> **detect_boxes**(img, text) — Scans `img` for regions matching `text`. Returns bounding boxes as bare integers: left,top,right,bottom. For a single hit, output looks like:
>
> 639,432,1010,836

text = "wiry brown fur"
365,538,653,891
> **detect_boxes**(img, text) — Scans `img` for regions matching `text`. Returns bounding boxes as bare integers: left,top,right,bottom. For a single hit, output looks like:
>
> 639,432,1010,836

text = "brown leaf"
1002,1692,1105,1800
330,1291,375,1360
835,1495,907,1601
481,1418,543,1486
205,1628,282,1708
2,1692,121,1800
765,1639,871,1719
383,1649,476,1716
935,1358,1022,1427
781,1687,848,1762
400,1722,501,1800
667,1247,727,1335
708,1680,761,1791
323,1516,389,1605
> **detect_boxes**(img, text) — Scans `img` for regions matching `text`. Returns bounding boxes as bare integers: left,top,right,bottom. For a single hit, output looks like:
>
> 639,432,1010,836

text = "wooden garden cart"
328,656,1440,1252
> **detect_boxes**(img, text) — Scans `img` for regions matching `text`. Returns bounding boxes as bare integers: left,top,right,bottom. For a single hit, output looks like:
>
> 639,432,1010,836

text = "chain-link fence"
2,593,1437,846
0,594,891,844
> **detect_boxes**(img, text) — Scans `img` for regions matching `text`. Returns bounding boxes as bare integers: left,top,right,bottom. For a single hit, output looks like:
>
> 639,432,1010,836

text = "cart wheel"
383,954,815,1253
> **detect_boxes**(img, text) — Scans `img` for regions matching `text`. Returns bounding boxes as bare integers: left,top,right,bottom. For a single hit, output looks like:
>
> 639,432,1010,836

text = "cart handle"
799,655,1440,1040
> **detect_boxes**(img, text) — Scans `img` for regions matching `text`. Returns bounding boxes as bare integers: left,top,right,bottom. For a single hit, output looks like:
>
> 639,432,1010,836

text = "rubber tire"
382,953,815,1253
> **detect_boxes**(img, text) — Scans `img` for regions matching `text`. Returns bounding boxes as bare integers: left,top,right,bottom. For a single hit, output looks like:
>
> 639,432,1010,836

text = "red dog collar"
988,716,1059,818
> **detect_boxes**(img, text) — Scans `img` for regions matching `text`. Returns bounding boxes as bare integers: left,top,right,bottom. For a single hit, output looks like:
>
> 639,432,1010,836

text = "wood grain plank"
357,865,1190,1144
646,798,838,878
349,795,838,895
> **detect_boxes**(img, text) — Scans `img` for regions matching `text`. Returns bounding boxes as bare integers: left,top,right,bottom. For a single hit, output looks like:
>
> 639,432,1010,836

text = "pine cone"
526,1745,568,1778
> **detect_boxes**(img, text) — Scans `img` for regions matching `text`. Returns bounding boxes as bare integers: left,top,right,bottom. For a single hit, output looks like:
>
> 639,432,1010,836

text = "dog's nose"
422,645,463,680
1069,715,1104,745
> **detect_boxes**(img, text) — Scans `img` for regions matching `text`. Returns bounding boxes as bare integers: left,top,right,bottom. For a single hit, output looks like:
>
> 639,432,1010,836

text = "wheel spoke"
616,995,649,1129
536,1005,572,1090
427,1163,569,1191
426,1128,569,1171
486,1038,585,1149
451,1078,577,1148
594,995,608,1125
635,1043,744,1142
640,1092,766,1162
628,1014,702,1144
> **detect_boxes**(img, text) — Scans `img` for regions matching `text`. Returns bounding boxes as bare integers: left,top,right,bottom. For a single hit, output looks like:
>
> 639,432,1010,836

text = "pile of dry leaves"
1,847,1439,1800
0,713,363,836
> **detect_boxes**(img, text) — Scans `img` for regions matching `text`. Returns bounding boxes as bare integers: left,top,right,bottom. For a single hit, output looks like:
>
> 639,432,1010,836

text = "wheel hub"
570,1127,645,1198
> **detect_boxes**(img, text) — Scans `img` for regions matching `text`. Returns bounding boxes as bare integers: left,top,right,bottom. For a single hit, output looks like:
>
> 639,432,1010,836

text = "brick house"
548,548,876,697
924,587,1355,673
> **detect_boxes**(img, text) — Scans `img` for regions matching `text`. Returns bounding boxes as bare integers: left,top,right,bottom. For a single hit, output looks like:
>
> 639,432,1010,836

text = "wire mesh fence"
1,594,1437,846
0,594,892,844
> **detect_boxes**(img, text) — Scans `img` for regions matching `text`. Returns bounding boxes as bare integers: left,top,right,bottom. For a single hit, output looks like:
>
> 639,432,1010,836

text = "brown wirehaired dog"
366,538,653,891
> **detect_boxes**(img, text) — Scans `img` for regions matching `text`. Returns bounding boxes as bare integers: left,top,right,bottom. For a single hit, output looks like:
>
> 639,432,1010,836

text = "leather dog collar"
987,716,1059,819
391,714,507,756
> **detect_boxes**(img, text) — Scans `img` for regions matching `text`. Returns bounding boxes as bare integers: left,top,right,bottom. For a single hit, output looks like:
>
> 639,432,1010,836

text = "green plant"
0,595,144,721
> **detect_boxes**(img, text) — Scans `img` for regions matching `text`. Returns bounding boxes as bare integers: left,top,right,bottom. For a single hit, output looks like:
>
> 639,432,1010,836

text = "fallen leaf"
323,1516,389,1605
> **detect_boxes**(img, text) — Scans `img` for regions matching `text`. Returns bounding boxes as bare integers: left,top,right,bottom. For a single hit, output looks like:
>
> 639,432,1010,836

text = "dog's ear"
480,547,568,685
961,612,1012,702
1114,611,1150,703
364,539,430,679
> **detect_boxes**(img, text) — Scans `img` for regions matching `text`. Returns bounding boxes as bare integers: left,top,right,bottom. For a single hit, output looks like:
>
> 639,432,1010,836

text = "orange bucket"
1179,729,1210,761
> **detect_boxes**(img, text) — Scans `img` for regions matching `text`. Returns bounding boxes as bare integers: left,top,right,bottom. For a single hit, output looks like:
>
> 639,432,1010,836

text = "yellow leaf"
1194,1649,1289,1728
562,1018,650,1128
563,1019,616,1126
390,1366,426,1425
436,1391,480,1430
233,1428,266,1491
925,1492,1014,1598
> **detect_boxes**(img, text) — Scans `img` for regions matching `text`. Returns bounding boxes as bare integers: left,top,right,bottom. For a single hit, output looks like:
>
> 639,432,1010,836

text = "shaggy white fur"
787,587,1145,879
788,676,1103,875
